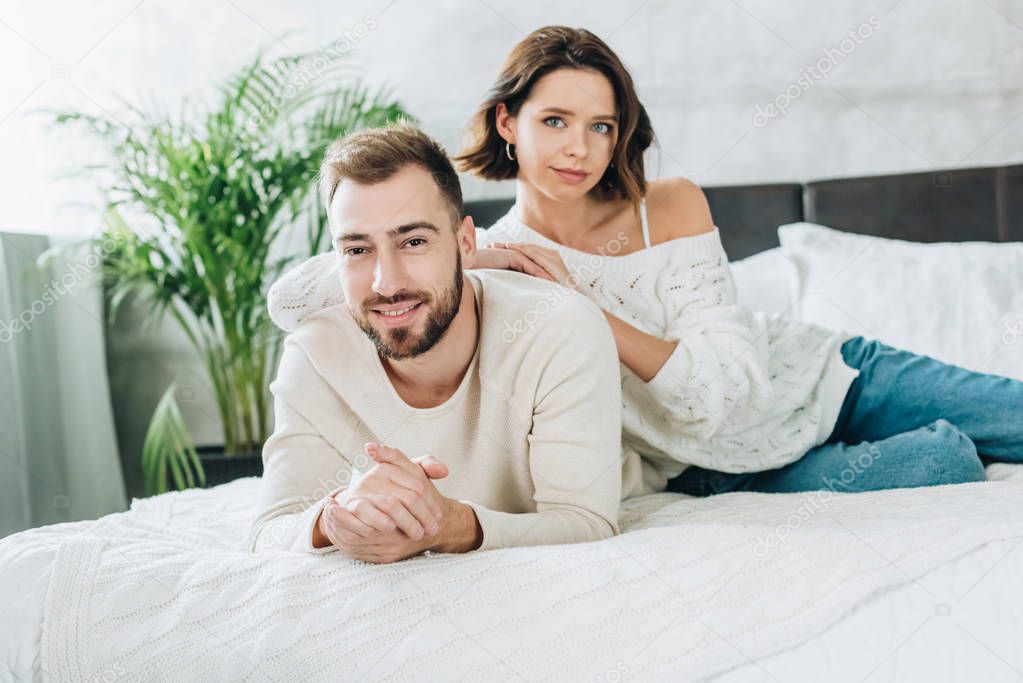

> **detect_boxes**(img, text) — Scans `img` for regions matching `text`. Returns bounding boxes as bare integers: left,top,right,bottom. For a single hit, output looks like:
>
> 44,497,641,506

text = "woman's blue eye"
544,116,611,134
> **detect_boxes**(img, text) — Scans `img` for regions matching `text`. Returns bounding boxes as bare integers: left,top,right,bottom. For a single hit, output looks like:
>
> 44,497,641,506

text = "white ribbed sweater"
267,209,860,497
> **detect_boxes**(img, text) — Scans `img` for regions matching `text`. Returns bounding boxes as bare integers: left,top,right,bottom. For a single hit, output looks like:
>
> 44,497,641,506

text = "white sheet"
2,466,1022,682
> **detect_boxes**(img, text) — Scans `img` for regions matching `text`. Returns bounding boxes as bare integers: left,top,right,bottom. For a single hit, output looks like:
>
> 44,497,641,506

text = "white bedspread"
3,466,1022,682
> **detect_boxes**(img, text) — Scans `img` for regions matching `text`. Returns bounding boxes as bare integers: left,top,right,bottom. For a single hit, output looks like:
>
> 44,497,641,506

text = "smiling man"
247,124,624,563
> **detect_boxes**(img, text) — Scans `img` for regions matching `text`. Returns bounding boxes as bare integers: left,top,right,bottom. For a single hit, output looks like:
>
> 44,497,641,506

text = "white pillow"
778,222,1023,381
730,247,799,317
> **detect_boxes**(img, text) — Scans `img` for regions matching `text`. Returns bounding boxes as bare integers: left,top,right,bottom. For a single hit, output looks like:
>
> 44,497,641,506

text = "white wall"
5,0,1023,237
2,0,1021,495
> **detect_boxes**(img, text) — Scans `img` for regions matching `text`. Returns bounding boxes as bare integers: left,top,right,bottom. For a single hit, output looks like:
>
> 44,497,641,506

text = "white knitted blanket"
39,468,1023,682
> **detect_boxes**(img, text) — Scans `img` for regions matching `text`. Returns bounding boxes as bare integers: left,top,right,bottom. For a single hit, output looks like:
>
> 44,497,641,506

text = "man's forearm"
429,499,483,553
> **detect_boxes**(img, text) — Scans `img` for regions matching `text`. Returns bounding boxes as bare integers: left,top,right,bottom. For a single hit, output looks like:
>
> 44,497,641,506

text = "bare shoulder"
644,177,715,244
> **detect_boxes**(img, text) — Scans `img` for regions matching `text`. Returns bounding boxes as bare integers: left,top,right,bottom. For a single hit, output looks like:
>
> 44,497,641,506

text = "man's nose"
372,250,408,297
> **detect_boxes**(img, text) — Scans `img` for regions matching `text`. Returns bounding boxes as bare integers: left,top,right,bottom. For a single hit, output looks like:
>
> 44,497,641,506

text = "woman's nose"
563,127,588,159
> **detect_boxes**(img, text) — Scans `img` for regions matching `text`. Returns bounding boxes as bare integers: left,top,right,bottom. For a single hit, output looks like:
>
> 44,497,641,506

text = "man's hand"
318,494,435,563
352,442,449,538
313,442,481,562
318,492,482,563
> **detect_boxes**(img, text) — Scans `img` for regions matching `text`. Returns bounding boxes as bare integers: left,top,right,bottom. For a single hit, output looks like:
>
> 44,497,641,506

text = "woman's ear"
494,102,516,144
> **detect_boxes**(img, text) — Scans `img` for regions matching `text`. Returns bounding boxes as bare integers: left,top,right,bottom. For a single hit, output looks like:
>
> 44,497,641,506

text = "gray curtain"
0,232,127,538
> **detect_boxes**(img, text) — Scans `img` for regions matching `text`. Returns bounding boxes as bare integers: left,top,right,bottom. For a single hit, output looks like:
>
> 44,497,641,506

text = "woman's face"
497,68,619,202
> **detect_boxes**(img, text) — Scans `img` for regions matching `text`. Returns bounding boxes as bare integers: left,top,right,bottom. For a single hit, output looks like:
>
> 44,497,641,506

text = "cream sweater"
249,269,635,556
267,209,860,497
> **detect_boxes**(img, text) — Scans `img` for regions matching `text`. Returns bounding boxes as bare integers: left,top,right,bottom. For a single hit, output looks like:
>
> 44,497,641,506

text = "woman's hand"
487,242,576,289
473,245,558,282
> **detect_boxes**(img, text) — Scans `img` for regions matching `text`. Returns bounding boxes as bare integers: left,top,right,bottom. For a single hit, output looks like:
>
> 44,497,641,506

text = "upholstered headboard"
466,162,1023,261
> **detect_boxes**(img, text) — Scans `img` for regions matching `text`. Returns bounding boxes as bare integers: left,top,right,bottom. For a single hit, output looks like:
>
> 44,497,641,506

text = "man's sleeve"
460,293,624,551
247,346,355,556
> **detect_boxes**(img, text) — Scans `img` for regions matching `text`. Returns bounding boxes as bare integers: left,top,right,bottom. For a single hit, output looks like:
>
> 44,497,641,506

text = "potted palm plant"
55,46,410,494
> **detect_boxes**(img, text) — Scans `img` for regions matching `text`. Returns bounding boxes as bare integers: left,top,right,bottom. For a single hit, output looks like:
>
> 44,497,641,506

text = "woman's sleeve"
473,225,493,248
267,253,345,332
267,227,493,332
642,233,776,439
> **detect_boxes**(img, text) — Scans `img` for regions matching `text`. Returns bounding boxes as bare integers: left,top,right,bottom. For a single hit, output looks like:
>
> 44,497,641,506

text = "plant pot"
197,445,263,488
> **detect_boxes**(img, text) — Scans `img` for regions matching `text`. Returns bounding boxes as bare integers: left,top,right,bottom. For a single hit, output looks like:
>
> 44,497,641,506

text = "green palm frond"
53,42,412,492
142,384,205,495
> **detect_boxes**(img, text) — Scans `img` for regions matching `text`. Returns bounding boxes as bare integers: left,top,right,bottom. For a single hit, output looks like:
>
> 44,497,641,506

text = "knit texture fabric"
33,471,1023,681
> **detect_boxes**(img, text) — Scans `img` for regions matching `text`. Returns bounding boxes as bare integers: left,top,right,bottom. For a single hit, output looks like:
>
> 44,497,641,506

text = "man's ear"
494,102,515,145
458,214,478,268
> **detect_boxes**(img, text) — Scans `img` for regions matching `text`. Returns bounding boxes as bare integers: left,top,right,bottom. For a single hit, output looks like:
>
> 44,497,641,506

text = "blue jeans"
664,336,1023,496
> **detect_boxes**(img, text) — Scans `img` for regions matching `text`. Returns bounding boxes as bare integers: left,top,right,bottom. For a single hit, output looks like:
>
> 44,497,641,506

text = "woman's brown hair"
454,26,654,204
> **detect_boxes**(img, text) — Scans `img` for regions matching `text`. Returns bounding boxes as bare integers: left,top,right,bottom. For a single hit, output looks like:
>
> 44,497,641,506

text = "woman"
269,26,1023,498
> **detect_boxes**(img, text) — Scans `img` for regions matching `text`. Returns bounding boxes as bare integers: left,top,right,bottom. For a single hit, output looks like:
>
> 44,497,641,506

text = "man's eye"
344,247,367,256
405,238,427,247
592,122,613,134
543,116,566,128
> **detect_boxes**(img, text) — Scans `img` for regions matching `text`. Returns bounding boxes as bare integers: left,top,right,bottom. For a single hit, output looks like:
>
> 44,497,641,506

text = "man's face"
330,164,473,360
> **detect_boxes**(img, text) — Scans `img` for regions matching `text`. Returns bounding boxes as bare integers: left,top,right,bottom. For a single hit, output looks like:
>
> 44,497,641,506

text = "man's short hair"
319,123,465,227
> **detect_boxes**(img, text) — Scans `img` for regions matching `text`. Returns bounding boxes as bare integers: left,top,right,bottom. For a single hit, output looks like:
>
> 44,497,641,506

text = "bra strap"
639,199,652,249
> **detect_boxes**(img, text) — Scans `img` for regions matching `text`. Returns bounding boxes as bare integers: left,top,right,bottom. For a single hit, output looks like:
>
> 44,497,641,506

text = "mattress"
2,464,1021,682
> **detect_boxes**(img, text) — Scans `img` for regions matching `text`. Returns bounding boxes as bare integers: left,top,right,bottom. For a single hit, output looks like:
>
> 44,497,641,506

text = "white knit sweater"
267,209,860,496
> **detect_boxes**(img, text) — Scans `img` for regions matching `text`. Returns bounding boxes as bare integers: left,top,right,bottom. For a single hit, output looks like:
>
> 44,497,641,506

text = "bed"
2,162,1022,682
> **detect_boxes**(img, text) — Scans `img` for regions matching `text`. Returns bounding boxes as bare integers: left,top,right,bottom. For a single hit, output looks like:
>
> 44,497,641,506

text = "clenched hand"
316,443,450,563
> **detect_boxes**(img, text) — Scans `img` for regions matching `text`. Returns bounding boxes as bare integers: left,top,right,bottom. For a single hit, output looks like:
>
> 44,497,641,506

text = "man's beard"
355,250,464,361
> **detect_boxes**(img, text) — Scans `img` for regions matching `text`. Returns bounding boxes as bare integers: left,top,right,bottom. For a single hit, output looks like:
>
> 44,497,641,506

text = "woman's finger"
510,252,557,281
504,242,554,256
504,244,569,282
498,243,555,271
480,242,560,282
504,242,557,266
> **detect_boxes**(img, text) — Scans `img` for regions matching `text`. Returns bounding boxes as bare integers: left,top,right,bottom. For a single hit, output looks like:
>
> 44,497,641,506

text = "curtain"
0,232,127,538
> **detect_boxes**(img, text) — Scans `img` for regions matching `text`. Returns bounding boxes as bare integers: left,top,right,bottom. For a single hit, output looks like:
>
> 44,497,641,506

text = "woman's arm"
601,177,714,380
601,310,679,382
498,177,715,381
